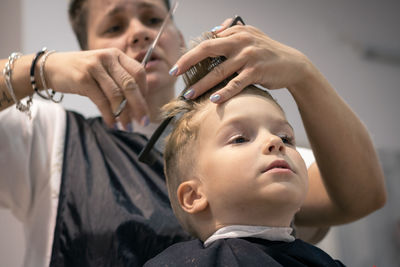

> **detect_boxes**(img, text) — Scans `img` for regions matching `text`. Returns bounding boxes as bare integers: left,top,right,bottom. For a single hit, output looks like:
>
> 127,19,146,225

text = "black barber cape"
49,111,191,266
144,238,346,267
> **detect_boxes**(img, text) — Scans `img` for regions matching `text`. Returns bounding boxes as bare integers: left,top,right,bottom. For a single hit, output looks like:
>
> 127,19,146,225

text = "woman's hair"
68,0,171,50
163,32,282,237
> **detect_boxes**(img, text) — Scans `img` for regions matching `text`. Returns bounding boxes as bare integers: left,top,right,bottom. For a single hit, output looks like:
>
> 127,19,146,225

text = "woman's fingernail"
169,65,179,76
183,88,195,99
210,94,221,103
211,25,223,32
141,115,150,127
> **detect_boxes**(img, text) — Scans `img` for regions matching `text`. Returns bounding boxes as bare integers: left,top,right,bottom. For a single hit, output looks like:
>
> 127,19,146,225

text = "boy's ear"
177,180,208,214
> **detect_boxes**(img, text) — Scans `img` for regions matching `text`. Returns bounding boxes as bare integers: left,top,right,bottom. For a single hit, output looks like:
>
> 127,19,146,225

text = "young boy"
144,33,345,266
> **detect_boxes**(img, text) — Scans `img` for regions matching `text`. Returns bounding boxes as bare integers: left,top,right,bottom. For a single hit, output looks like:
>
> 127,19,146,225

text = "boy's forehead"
216,93,284,120
197,93,287,133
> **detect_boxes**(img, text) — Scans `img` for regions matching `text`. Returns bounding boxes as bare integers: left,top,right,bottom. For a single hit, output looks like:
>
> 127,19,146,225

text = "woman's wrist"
287,61,331,104
0,49,62,113
2,52,34,116
10,54,41,99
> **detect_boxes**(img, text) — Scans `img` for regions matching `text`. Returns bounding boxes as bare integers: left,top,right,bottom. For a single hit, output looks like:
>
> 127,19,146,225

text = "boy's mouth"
262,160,293,173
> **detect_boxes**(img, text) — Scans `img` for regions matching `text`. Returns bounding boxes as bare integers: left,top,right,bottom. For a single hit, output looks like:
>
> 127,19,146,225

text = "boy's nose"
262,135,285,154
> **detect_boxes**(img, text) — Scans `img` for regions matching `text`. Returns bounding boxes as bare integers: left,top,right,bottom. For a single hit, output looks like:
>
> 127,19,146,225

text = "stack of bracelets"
2,47,64,118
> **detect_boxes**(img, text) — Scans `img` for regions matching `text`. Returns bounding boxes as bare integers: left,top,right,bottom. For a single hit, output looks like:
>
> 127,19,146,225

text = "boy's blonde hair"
163,32,282,237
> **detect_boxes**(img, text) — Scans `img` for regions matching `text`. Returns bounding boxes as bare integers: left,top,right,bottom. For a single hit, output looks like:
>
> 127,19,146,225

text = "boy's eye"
230,135,249,144
278,134,294,146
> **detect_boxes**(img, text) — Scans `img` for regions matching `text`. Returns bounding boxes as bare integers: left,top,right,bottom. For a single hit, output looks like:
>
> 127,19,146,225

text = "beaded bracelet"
3,52,33,118
30,47,51,99
39,50,63,103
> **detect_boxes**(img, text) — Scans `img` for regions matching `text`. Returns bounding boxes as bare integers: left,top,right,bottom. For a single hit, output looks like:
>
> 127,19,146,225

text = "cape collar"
204,225,295,247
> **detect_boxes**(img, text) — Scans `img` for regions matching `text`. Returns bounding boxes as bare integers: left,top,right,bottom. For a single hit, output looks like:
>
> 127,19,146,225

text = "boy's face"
86,0,184,99
195,93,309,226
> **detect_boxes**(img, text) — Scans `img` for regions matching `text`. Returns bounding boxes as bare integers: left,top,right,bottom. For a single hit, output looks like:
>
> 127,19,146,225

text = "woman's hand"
170,21,315,103
45,48,149,128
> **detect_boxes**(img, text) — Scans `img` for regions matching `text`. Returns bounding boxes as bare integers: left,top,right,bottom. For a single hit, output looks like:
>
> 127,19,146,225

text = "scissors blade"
114,1,179,117
142,1,179,66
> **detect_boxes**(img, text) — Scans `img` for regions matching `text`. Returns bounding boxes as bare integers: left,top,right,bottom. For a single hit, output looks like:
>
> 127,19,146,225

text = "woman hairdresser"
0,0,385,266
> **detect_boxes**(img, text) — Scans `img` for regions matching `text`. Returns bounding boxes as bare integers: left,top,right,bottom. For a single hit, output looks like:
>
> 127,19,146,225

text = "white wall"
1,0,399,266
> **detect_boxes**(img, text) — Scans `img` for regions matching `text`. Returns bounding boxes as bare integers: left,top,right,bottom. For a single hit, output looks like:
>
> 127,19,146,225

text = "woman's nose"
262,135,286,154
127,20,153,48
132,35,150,44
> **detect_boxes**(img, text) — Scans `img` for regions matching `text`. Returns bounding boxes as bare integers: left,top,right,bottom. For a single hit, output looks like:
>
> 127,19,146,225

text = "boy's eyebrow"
215,116,247,133
274,118,294,133
216,116,294,135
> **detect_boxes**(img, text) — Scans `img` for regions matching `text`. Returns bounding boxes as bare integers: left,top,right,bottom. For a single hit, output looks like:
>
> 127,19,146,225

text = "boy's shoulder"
144,238,345,267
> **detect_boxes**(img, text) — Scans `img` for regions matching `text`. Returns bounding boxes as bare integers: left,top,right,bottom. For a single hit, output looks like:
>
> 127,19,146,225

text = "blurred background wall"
1,0,399,266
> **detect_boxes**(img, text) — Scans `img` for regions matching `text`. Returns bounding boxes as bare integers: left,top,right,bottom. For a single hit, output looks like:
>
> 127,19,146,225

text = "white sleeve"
296,146,315,169
0,100,66,223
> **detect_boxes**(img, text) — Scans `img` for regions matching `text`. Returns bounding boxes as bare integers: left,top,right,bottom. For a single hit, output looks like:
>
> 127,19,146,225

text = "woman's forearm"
291,65,386,226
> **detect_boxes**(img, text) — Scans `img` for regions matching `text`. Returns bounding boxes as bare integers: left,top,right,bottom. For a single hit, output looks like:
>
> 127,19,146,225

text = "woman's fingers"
171,25,249,76
171,20,312,104
172,28,258,100
170,26,256,99
183,56,246,99
171,37,232,76
210,18,232,33
117,53,149,126
84,79,116,127
116,79,148,128
89,60,124,113
208,69,254,104
45,49,150,129
89,49,149,128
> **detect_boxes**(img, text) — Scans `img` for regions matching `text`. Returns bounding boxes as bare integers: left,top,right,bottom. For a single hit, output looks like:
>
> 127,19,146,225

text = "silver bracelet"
3,52,33,118
39,50,63,103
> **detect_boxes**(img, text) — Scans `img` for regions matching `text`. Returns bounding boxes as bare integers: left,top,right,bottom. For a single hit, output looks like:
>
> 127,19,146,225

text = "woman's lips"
144,58,161,69
135,50,160,64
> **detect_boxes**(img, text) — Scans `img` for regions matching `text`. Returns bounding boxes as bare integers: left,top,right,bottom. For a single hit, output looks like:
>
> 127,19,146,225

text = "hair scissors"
113,1,179,117
138,15,245,165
